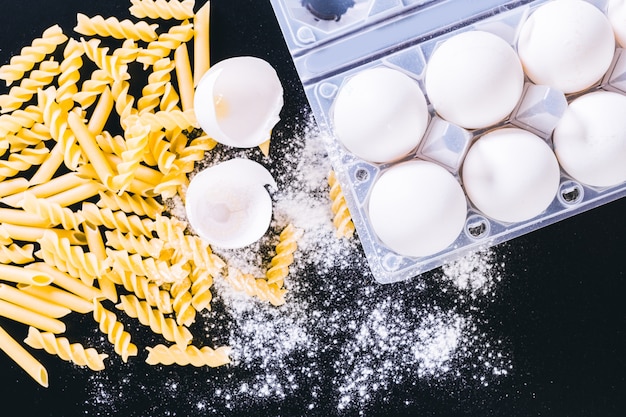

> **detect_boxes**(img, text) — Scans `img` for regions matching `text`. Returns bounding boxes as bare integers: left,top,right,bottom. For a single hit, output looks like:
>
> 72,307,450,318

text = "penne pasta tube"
1,173,89,207
0,325,48,387
25,263,103,303
67,111,115,189
28,142,64,185
0,224,86,245
87,86,113,135
0,263,52,286
18,284,94,315
45,181,104,207
84,224,117,302
193,1,211,87
0,207,49,228
0,177,29,198
0,299,66,334
0,284,71,318
175,43,194,112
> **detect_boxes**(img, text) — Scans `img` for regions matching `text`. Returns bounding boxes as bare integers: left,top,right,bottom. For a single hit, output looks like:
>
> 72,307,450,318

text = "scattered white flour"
82,115,512,416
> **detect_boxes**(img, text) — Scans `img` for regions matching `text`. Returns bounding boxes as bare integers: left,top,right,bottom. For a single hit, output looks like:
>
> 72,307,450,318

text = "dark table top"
0,1,624,416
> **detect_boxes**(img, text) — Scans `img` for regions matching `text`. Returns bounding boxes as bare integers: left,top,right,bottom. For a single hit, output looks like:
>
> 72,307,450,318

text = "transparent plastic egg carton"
270,0,626,283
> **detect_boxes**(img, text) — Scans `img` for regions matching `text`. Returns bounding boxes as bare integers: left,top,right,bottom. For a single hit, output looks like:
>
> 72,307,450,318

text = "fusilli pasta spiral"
93,299,138,363
75,13,159,42
266,224,302,287
328,170,355,239
129,0,195,21
0,60,60,114
145,343,231,367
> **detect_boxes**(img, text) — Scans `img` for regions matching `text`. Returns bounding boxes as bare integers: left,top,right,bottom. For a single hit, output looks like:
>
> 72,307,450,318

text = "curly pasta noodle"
73,69,111,109
159,82,180,112
0,143,49,181
5,123,50,155
115,270,172,314
0,105,43,137
113,120,150,192
225,266,287,307
112,39,140,64
137,21,194,67
38,87,81,170
0,25,67,86
116,295,192,347
130,0,195,21
111,77,138,129
266,224,301,287
137,57,175,114
145,344,231,367
75,13,159,43
81,38,129,82
80,202,155,237
105,229,164,258
0,243,34,264
107,248,190,285
190,270,213,312
36,231,110,286
0,60,60,114
56,39,85,112
24,327,108,371
93,299,138,363
142,130,176,173
169,277,195,326
22,193,84,230
328,170,356,239
96,191,163,219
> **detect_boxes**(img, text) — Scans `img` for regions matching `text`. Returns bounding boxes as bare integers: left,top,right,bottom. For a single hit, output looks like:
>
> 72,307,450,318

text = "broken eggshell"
185,158,277,249
193,56,284,148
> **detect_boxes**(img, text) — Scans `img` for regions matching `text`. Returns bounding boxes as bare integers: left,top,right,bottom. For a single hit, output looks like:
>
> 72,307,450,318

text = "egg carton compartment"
272,0,626,283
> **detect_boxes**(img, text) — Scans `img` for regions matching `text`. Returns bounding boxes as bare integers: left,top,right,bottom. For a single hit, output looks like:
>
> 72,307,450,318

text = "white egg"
368,160,467,257
553,91,626,188
185,158,277,249
332,67,429,163
462,128,560,223
608,0,626,47
517,0,615,94
424,30,524,129
193,56,284,148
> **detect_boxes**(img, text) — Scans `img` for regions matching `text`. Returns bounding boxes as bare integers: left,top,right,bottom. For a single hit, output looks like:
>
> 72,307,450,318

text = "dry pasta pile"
0,0,301,388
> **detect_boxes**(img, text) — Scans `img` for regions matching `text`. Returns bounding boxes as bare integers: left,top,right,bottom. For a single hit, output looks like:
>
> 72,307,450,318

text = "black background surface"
0,1,625,416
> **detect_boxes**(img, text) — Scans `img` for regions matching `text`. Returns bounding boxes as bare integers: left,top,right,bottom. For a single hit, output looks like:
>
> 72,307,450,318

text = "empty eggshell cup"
185,158,277,249
194,56,284,148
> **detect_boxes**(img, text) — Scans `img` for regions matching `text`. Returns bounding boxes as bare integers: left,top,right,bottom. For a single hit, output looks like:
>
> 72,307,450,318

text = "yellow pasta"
0,142,50,181
67,111,116,189
0,59,60,114
38,87,81,170
25,262,103,304
174,43,193,111
115,270,172,314
169,277,195,326
106,230,164,259
93,299,138,363
107,248,190,285
129,108,198,132
44,180,105,208
2,172,88,207
116,294,191,347
0,223,86,245
28,142,65,186
328,170,356,239
190,270,212,312
0,207,49,228
193,1,211,86
84,223,118,303
225,266,287,307
96,191,164,219
0,24,67,86
111,76,138,129
0,325,48,387
0,105,43,137
56,39,85,112
112,39,141,64
144,130,176,173
138,57,175,114
75,13,159,42
24,327,108,371
158,81,181,113
137,21,194,67
80,38,129,82
0,284,71,319
0,299,66,334
73,69,112,109
21,192,84,230
0,243,35,264
145,343,231,367
113,120,151,193
5,123,50,154
19,284,94,314
80,202,155,237
0,263,52,286
129,0,196,21
86,86,114,135
266,224,302,287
